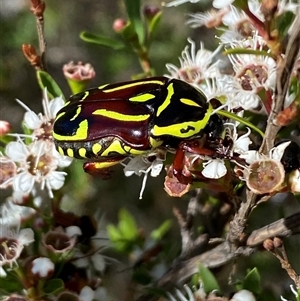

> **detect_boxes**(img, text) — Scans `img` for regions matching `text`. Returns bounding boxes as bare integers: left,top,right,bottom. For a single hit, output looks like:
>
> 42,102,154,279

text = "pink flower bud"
0,120,11,136
113,18,127,32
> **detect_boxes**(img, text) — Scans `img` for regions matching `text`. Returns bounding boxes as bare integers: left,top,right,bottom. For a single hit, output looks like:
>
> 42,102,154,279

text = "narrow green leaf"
224,48,274,58
147,11,162,38
124,0,145,44
243,268,261,295
198,263,221,294
216,109,265,138
36,71,65,99
80,31,125,49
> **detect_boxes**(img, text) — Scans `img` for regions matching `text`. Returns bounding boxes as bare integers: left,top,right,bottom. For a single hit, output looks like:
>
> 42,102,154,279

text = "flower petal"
202,159,227,179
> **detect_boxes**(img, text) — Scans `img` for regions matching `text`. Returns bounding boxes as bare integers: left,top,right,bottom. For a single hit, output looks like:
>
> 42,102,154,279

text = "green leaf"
0,273,23,294
296,289,300,301
107,224,121,242
277,11,295,40
217,109,265,138
147,11,162,39
224,48,274,58
124,0,144,44
119,209,138,240
242,268,261,295
80,31,125,49
36,71,65,100
198,264,221,294
43,278,64,295
151,220,172,241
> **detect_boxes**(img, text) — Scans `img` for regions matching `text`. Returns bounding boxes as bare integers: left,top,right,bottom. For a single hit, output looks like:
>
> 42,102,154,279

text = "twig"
173,189,203,259
30,0,47,70
247,212,300,247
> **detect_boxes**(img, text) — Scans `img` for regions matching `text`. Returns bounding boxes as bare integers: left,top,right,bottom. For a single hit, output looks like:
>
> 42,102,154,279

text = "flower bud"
113,18,127,33
0,120,11,136
22,44,41,69
31,257,54,279
143,5,160,22
263,238,274,251
63,61,96,94
273,237,283,248
30,0,46,19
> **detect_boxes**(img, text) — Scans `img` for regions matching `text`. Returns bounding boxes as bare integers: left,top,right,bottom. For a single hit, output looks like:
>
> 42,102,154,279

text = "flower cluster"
1,91,71,199
123,0,300,197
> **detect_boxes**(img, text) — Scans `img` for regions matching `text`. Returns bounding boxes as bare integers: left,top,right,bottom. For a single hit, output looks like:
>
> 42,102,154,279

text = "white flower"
79,286,95,301
5,139,69,198
223,33,277,111
31,257,54,278
213,0,233,9
202,158,227,179
17,90,64,139
167,283,206,301
166,38,221,84
123,152,166,199
224,123,252,155
0,216,34,268
165,0,199,7
277,0,300,15
167,284,195,301
0,200,35,227
187,8,228,28
231,289,256,301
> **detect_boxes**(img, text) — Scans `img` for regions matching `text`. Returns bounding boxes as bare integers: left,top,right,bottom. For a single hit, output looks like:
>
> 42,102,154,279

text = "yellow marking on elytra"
93,109,150,122
53,119,89,141
92,143,102,155
156,83,174,117
180,98,202,107
98,84,109,90
93,160,122,169
70,106,82,121
102,80,165,93
67,148,74,157
152,104,213,138
80,91,90,101
63,101,71,107
123,145,146,155
129,93,156,102
78,147,87,158
55,111,66,122
101,139,126,156
58,146,65,155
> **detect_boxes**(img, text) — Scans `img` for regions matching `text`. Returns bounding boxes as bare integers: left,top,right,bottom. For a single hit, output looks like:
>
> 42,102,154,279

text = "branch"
247,212,300,247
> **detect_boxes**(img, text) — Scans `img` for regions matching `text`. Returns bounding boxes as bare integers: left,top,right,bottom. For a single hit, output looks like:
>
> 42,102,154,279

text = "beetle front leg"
172,139,216,184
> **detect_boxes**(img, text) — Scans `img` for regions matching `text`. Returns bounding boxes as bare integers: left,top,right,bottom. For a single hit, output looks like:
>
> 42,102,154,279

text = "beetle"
52,76,223,183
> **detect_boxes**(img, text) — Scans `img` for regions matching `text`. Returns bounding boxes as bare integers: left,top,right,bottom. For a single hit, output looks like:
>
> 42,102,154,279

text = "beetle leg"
172,139,216,184
83,156,126,178
172,146,192,184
